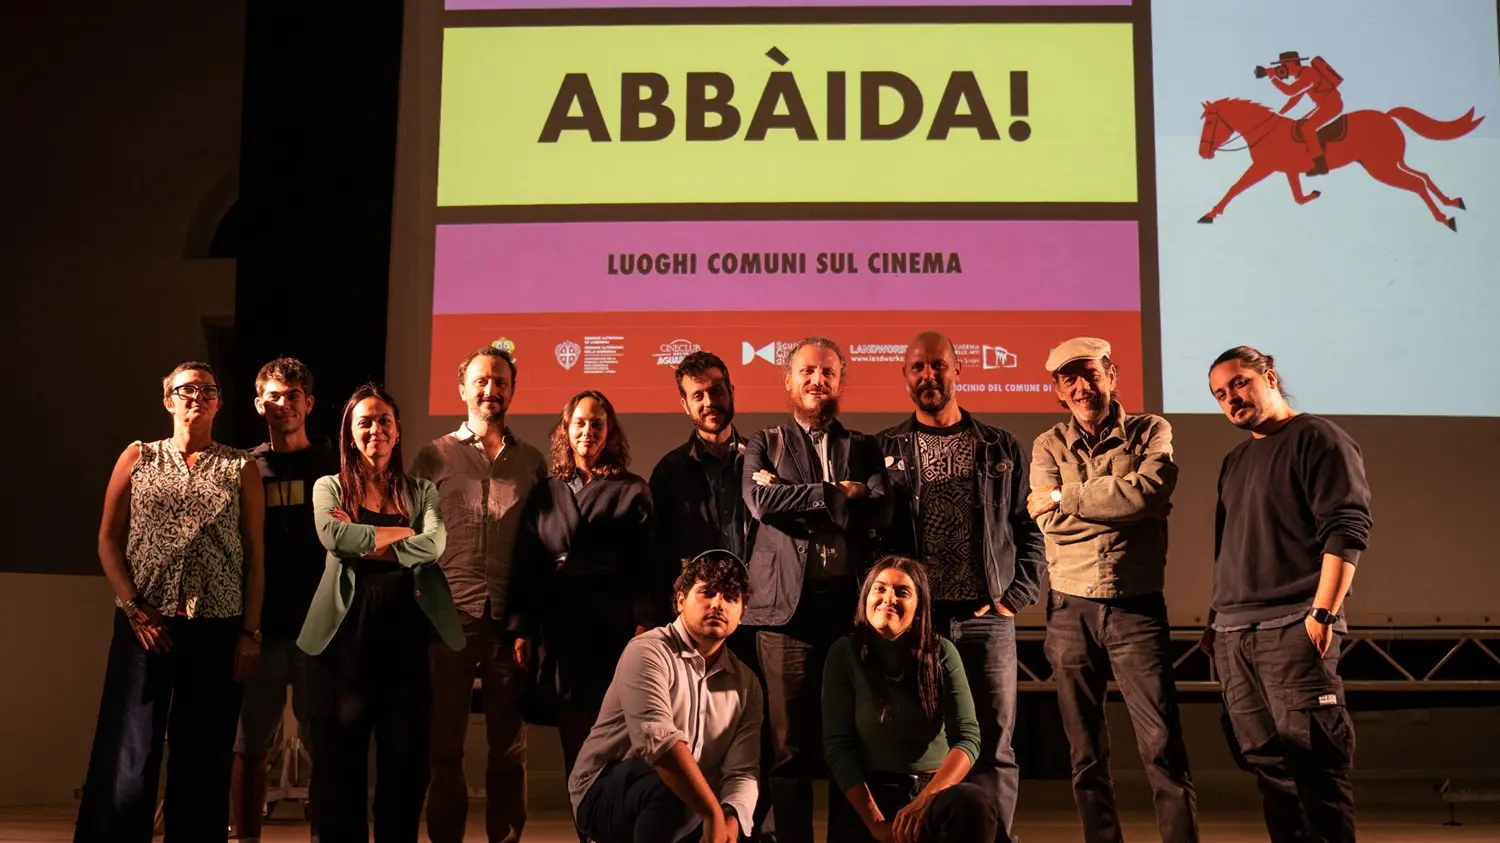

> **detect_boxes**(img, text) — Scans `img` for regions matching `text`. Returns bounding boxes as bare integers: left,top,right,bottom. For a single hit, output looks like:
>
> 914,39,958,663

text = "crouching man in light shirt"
569,549,764,843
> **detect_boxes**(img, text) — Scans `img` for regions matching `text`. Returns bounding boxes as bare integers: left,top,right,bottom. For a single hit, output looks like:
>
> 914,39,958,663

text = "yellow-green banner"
438,23,1137,206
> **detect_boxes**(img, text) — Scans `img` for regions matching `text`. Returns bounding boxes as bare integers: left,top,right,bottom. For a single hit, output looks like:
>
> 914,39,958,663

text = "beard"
1227,402,1263,430
789,389,840,427
472,399,505,423
691,614,732,641
693,404,733,436
911,379,953,415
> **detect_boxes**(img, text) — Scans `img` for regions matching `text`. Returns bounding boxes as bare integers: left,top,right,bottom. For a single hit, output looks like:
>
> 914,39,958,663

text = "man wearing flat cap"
1027,338,1200,843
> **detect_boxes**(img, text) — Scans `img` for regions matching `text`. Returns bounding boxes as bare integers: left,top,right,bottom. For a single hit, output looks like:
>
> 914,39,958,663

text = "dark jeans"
428,612,528,843
756,583,857,843
933,604,1021,843
74,612,244,843
1044,590,1199,843
305,567,433,843
827,773,999,843
576,757,704,843
1215,623,1357,843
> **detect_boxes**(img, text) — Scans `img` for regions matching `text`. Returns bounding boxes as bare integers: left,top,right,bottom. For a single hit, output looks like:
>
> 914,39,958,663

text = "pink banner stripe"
448,1,1127,7
434,220,1139,314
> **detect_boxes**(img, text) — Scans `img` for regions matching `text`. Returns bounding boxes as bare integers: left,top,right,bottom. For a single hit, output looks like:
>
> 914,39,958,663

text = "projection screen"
388,0,1500,626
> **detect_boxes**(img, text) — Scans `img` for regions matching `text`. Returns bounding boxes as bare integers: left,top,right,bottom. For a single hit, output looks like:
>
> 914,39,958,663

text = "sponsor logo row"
491,335,1024,374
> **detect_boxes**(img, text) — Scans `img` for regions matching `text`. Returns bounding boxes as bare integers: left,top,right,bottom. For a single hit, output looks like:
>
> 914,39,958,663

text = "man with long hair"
1205,347,1370,843
570,550,763,843
411,345,548,843
878,331,1045,843
742,336,890,843
1029,337,1199,843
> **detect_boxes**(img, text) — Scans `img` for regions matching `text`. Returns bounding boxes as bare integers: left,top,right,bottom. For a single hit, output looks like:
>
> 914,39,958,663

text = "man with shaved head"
876,331,1047,843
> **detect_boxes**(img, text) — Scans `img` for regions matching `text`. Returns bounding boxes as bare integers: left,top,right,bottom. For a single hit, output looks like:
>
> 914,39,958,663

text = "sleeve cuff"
634,721,688,765
829,763,865,795
998,586,1033,613
1322,536,1364,566
720,786,757,836
1059,482,1083,516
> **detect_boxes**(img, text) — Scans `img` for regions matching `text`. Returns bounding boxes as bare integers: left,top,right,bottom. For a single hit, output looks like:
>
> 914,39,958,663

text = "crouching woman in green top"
297,383,464,843
823,555,1001,843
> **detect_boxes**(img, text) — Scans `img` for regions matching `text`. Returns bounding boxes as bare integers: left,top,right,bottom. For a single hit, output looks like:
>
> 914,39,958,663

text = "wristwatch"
241,628,263,644
1308,607,1339,625
1050,489,1062,504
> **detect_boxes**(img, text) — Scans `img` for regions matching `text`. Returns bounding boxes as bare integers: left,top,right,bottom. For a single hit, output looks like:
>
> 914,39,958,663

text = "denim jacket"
878,411,1047,612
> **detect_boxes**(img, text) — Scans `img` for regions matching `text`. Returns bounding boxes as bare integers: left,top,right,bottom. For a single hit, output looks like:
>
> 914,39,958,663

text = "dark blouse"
513,472,656,712
512,473,656,631
352,507,407,577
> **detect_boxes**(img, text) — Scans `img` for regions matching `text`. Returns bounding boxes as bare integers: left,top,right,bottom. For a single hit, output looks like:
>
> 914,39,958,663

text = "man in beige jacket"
1028,337,1199,843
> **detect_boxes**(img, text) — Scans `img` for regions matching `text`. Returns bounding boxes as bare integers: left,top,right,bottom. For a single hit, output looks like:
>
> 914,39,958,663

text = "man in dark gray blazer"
741,336,890,843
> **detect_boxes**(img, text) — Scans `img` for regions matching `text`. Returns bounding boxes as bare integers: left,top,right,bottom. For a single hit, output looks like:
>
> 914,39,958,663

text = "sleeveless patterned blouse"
123,439,251,618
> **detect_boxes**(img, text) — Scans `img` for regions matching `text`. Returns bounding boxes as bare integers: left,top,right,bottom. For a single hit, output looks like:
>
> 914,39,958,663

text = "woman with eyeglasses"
296,383,464,842
823,556,1000,843
75,361,265,843
512,390,655,825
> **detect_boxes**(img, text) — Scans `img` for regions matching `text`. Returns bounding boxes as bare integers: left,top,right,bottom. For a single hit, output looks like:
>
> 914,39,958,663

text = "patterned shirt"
124,439,250,619
915,424,983,601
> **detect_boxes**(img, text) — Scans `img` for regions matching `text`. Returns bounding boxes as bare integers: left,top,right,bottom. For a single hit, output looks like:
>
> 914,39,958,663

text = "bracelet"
121,597,141,617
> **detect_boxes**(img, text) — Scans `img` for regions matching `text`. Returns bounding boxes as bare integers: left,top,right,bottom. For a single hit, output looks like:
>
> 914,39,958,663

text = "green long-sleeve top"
821,633,981,793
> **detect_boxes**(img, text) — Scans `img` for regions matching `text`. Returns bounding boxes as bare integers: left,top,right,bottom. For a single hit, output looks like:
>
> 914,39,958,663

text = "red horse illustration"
1197,97,1484,230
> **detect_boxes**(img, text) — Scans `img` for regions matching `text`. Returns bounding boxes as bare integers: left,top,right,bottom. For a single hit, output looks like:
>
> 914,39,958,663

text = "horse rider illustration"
1256,51,1344,176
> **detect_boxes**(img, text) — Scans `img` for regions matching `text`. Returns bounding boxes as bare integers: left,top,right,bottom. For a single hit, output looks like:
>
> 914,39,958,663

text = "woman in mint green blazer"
297,383,463,843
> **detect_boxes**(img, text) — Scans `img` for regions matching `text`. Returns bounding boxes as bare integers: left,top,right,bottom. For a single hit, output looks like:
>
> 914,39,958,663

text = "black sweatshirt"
1212,414,1373,627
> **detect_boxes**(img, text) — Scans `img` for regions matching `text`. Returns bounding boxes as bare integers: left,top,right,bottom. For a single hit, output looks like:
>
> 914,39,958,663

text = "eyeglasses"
171,384,221,401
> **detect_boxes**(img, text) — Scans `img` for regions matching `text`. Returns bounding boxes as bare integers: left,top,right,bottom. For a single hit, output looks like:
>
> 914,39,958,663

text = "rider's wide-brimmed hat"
1273,51,1307,63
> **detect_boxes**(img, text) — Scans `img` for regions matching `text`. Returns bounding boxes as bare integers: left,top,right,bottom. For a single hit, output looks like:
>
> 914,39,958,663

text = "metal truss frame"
1012,627,1500,693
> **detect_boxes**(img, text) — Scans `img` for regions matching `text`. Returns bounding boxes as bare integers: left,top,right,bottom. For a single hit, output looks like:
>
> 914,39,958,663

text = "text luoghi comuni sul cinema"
605,251,965,276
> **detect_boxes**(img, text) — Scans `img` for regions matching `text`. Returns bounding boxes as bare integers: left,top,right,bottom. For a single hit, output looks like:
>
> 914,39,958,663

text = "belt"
865,770,936,797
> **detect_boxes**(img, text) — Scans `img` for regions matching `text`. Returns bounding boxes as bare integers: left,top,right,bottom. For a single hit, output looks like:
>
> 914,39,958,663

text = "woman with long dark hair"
822,556,999,843
296,383,464,843
513,390,655,801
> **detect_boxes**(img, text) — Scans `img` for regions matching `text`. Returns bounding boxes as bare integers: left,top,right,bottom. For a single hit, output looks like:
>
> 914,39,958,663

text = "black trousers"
74,612,244,843
1215,622,1357,843
305,567,433,843
576,758,703,843
1044,590,1199,843
755,583,857,843
933,604,1022,843
827,773,1000,843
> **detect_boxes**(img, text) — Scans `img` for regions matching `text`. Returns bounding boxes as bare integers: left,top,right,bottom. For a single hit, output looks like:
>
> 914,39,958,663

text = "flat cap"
1044,337,1112,374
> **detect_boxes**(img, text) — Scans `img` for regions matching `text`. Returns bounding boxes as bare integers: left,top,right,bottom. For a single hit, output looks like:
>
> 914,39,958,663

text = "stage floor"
6,803,1497,843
